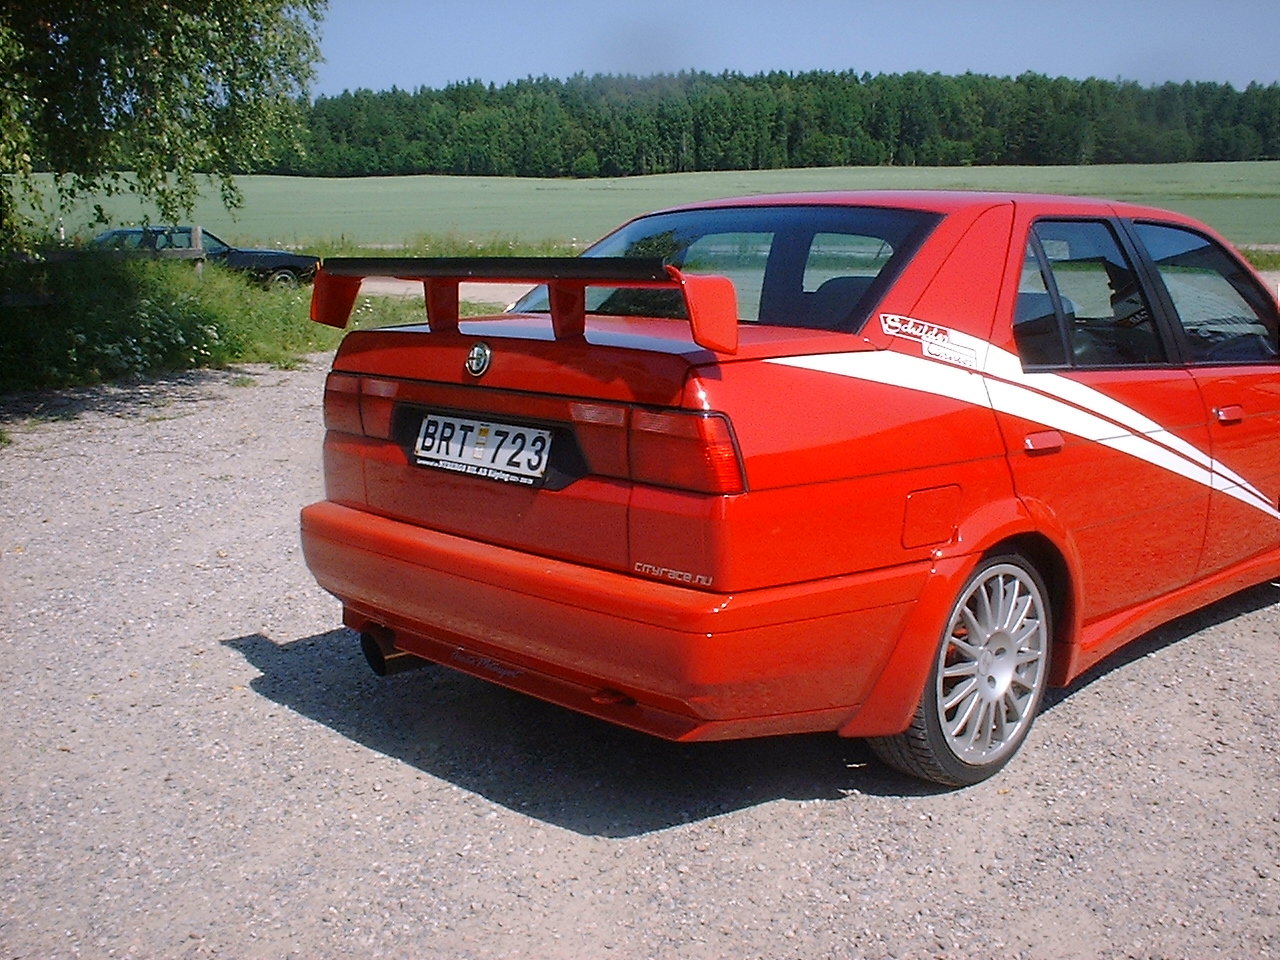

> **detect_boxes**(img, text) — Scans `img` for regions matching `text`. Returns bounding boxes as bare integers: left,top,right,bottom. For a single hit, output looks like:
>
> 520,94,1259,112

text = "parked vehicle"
91,226,318,286
300,192,1280,785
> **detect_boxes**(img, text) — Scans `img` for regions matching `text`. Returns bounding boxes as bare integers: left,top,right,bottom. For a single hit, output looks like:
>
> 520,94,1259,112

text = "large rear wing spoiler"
310,257,739,354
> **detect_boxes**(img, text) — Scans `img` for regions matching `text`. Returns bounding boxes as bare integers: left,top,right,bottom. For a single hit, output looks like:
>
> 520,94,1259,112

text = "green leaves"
1,1,325,247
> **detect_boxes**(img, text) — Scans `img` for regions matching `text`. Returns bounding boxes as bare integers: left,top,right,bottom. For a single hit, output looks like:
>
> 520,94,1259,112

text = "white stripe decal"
982,343,1272,507
768,348,990,409
767,332,1280,522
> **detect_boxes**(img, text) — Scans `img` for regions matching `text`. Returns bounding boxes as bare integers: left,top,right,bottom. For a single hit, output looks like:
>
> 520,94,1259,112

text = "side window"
104,231,143,250
1134,222,1279,364
1014,241,1068,367
201,232,229,255
1028,220,1167,368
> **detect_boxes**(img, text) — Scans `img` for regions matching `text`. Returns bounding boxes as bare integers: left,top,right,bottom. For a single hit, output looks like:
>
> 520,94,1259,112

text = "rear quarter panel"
632,201,1027,592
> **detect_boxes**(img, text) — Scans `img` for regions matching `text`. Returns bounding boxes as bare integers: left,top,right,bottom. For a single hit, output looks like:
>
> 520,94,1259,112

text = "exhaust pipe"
359,626,429,676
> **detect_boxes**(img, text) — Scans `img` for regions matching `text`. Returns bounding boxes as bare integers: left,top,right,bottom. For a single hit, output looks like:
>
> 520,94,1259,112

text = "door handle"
1024,430,1064,454
1214,404,1245,424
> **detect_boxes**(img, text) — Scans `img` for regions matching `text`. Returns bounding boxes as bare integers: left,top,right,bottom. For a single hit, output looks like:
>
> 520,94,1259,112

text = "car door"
992,216,1210,622
1130,221,1280,576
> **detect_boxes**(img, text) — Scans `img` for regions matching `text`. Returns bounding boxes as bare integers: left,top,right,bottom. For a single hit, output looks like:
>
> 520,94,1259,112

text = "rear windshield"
511,205,940,333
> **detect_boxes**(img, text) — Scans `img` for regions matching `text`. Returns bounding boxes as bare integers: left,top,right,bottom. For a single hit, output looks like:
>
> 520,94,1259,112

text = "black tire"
265,268,299,289
869,553,1052,786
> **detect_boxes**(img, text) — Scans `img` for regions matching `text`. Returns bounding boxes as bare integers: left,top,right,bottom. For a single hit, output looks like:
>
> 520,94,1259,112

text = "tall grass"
4,258,233,389
0,257,335,391
311,233,579,258
1242,249,1280,270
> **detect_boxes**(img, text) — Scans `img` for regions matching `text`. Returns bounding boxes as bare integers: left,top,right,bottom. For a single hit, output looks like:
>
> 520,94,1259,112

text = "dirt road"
1,358,1278,959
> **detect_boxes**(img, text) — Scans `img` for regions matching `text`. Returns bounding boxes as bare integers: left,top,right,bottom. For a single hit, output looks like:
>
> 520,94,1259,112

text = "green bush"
0,250,535,392
0,256,338,390
3,258,223,389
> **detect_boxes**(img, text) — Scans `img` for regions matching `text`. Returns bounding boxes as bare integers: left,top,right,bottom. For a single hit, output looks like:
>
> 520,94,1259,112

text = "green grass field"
35,161,1280,249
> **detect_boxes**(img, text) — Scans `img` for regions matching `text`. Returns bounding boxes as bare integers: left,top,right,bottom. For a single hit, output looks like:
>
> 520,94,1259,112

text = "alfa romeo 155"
301,192,1280,785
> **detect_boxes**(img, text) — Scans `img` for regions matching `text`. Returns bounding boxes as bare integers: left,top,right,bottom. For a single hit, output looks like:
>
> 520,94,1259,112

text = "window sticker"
880,313,978,369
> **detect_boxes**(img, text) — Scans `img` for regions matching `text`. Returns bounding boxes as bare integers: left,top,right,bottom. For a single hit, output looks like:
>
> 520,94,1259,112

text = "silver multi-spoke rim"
935,563,1048,765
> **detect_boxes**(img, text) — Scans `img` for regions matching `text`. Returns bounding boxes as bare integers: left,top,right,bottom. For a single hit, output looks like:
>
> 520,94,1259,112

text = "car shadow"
222,630,943,837
1041,579,1280,711
0,365,299,424
222,581,1279,836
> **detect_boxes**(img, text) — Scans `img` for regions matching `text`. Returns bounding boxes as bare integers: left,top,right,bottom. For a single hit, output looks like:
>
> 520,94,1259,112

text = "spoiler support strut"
310,256,739,354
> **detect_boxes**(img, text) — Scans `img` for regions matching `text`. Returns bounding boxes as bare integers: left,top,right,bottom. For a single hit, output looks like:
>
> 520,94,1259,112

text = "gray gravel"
2,355,1278,959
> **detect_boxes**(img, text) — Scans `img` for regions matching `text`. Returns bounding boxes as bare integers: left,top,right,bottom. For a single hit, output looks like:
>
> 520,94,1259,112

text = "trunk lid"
323,314,876,577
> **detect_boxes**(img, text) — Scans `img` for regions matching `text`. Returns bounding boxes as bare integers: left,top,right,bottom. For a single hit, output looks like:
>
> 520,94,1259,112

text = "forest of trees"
272,70,1280,179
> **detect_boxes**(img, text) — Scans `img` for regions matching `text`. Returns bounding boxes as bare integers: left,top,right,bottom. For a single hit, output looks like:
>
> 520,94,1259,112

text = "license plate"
412,413,552,486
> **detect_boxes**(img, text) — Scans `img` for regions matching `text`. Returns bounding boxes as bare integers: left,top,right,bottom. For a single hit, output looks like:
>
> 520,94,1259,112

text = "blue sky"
313,0,1280,96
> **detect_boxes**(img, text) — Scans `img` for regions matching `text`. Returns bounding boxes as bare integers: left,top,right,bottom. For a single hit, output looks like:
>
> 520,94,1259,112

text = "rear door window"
1013,240,1069,367
1013,220,1169,369
99,231,144,250
155,229,191,250
1133,222,1279,364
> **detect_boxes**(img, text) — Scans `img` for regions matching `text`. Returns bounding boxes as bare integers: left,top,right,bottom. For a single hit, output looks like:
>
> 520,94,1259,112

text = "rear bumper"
301,500,931,740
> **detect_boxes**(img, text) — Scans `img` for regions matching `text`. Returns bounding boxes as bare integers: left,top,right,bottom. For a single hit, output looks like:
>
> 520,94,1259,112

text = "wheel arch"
865,547,1058,785
956,492,1086,685
994,531,1077,688
839,526,1079,739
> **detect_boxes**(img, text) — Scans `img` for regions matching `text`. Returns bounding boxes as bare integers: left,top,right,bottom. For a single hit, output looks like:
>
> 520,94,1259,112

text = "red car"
301,192,1280,785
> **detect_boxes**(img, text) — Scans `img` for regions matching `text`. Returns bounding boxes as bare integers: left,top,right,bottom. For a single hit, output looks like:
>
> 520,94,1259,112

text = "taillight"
571,403,745,494
630,410,746,494
358,377,396,439
323,373,362,435
322,374,396,439
569,402,629,477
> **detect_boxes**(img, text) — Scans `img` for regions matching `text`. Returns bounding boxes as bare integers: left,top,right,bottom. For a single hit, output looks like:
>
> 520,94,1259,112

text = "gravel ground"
1,356,1278,960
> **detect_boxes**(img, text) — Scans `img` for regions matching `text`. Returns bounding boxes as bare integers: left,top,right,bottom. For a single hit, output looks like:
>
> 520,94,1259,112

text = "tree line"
273,70,1280,179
